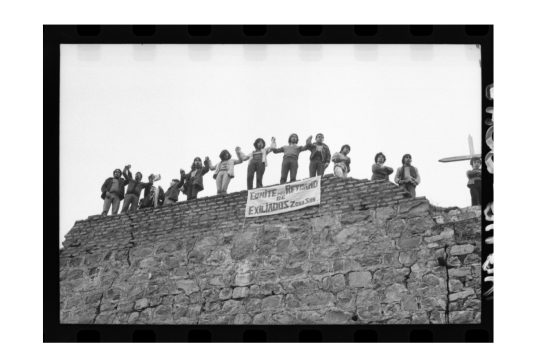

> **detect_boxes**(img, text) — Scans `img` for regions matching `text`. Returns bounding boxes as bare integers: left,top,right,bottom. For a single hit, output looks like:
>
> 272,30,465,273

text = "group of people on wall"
99,133,481,216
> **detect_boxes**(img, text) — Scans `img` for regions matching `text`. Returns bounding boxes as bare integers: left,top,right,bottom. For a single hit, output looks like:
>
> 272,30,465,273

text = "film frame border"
44,24,493,342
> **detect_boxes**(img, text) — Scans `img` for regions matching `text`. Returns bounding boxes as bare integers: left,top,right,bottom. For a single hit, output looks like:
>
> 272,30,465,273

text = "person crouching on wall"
100,168,129,216
332,144,351,178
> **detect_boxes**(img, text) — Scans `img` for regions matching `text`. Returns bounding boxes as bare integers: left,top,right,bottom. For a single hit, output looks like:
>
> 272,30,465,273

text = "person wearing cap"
467,157,482,206
182,157,212,200
271,133,313,184
209,148,244,195
305,133,331,177
332,145,351,178
394,154,421,198
164,169,187,205
100,168,129,216
371,152,394,181
236,137,277,190
121,165,155,212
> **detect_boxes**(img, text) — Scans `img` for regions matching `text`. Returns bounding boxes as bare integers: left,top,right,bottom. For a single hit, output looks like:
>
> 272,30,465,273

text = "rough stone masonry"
60,175,482,325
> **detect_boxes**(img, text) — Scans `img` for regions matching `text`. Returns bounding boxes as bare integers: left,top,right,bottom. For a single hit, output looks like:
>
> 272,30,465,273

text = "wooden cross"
438,135,481,163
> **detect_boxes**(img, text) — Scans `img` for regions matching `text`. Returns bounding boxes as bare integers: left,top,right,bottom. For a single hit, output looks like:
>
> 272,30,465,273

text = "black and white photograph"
58,40,487,331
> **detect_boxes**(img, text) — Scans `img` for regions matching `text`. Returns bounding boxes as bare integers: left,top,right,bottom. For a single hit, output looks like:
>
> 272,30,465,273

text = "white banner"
245,176,321,217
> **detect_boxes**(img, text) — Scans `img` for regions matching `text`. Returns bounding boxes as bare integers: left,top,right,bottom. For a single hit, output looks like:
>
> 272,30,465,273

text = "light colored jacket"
395,166,421,186
238,140,276,167
209,158,243,179
331,152,350,173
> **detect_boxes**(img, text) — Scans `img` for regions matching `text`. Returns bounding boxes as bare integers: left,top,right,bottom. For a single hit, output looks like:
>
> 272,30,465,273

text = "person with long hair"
467,157,482,206
332,144,351,178
236,137,276,190
271,133,312,184
182,157,212,200
371,152,394,181
100,168,129,216
209,148,244,195
121,165,155,212
395,154,421,198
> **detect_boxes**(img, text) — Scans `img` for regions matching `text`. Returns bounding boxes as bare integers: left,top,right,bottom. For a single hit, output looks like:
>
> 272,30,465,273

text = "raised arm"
300,135,313,151
203,158,211,174
372,164,383,174
177,170,186,188
265,137,277,154
122,166,133,181
236,146,251,161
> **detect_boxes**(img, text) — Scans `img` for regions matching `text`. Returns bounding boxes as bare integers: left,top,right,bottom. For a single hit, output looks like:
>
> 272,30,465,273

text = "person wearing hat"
182,157,212,200
100,168,129,216
305,133,332,177
271,133,313,184
394,154,421,198
332,145,351,178
208,148,244,195
236,137,276,190
371,152,394,181
120,165,156,212
466,157,482,206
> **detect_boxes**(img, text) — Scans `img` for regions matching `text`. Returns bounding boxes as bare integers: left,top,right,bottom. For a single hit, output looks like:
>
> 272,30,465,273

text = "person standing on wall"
237,137,276,190
394,154,421,198
182,157,212,200
467,157,482,206
121,165,156,212
164,170,186,205
305,133,331,177
271,133,312,184
371,152,394,181
140,184,165,209
332,144,351,178
209,148,244,195
100,168,129,216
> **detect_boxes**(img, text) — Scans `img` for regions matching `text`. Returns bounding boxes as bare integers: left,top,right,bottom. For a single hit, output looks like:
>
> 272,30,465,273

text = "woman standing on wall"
236,137,276,190
209,148,244,195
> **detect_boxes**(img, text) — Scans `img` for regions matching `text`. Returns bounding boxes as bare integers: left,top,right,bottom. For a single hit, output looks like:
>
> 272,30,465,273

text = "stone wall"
60,175,482,325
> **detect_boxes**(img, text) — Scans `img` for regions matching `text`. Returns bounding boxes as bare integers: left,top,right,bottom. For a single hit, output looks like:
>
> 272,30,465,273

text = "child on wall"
271,133,312,184
182,157,212,200
209,149,244,195
332,144,351,178
121,165,155,212
395,154,421,198
467,157,482,206
164,170,186,205
100,168,129,216
371,152,394,181
236,137,276,190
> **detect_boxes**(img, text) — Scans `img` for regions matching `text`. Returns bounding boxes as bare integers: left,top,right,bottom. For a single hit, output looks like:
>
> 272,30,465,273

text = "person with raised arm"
182,157,212,200
305,133,331,177
209,148,244,195
371,152,394,181
100,168,129,216
236,137,276,190
121,165,155,212
466,157,482,206
163,169,186,205
394,154,421,198
331,144,351,178
271,133,312,184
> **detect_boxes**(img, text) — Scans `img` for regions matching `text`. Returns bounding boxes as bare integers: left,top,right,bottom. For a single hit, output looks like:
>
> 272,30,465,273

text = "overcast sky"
60,44,481,248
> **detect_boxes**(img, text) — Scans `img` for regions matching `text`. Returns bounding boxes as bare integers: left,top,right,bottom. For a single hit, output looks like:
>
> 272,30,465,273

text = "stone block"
298,310,324,324
235,272,254,286
234,313,252,325
322,274,346,292
384,283,407,302
376,206,395,221
449,287,475,301
398,251,417,266
336,289,356,310
335,226,362,245
233,287,250,299
139,257,157,269
176,279,200,294
272,312,299,325
252,312,272,324
221,300,242,315
356,289,379,307
261,295,284,310
450,244,475,255
397,200,429,217
302,291,334,308
324,309,352,324
219,288,233,300
449,310,476,324
349,271,372,288
396,237,422,249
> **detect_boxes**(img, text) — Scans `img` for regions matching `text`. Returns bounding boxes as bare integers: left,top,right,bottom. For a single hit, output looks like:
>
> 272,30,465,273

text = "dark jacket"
123,170,153,197
140,185,165,209
466,169,482,186
306,142,331,164
165,171,186,201
101,177,128,200
183,164,210,193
